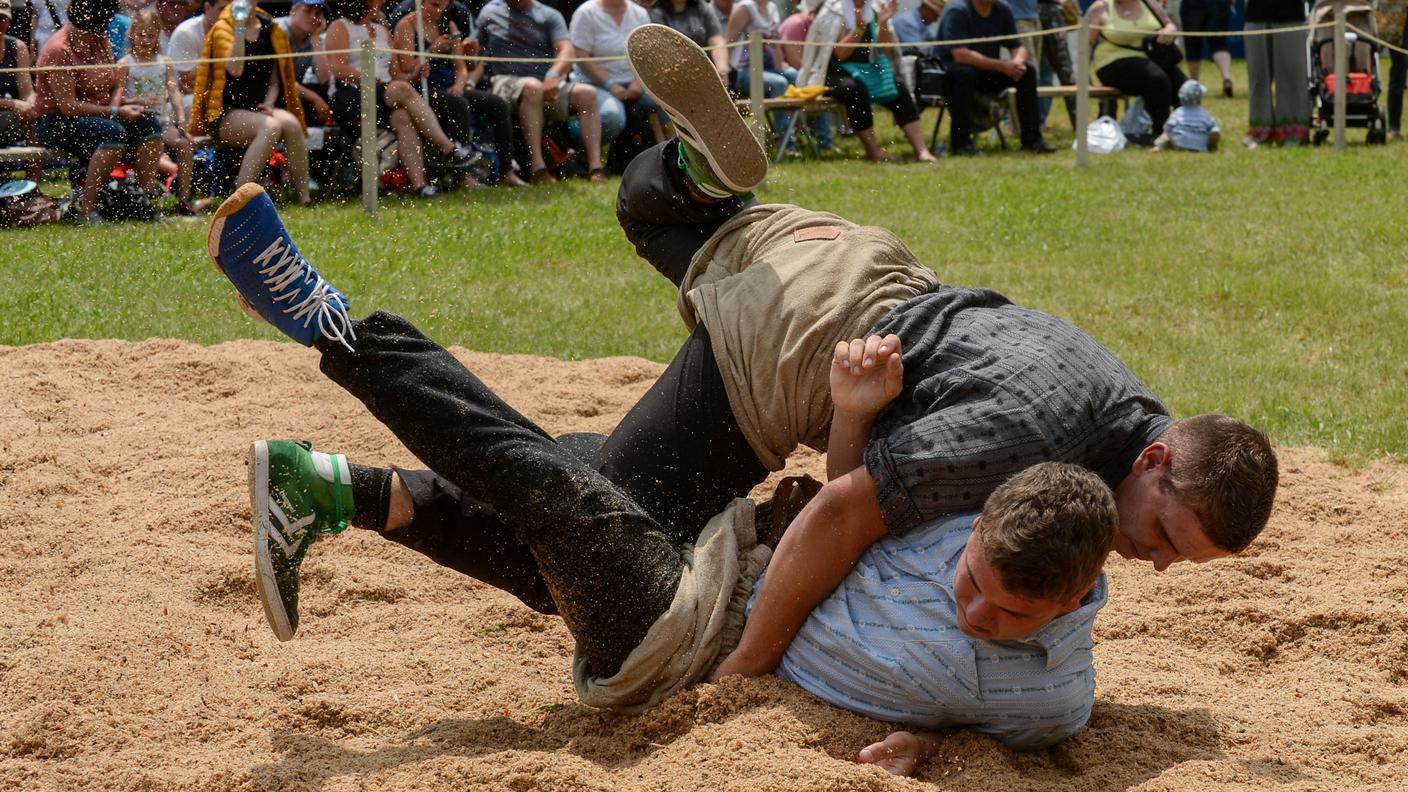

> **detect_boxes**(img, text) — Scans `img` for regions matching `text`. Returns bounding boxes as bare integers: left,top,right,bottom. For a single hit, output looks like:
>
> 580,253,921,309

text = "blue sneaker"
207,184,355,351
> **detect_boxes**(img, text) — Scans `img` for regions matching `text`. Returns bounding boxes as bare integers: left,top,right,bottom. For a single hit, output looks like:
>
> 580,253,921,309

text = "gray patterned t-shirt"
863,286,1173,534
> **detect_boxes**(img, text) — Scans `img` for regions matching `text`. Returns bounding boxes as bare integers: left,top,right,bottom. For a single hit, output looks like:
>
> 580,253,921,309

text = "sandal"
755,475,823,549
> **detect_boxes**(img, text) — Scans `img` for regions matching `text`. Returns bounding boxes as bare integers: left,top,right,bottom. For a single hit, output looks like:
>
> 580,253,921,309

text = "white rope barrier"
1348,23,1408,56
0,20,1346,76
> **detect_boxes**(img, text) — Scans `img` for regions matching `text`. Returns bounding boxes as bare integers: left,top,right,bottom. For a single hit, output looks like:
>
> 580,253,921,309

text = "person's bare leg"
1213,50,1233,84
219,110,279,187
517,80,547,172
570,82,604,171
384,80,454,154
857,128,892,161
165,126,194,202
900,120,937,162
134,137,163,190
390,108,429,189
275,109,312,204
81,146,123,215
385,471,414,532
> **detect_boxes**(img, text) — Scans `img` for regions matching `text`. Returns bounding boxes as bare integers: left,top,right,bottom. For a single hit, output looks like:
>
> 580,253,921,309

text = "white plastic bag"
1075,115,1127,154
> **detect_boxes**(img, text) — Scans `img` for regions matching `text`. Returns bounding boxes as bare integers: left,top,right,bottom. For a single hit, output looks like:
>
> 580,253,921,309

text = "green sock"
677,140,750,201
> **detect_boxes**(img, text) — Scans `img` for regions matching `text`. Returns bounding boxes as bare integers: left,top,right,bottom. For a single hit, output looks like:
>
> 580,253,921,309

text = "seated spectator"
273,0,333,127
1084,0,1185,147
115,7,196,212
4,0,32,49
1037,0,1077,129
936,0,1053,155
33,0,69,51
169,0,230,116
778,5,833,153
392,0,527,187
107,8,132,58
649,0,728,85
33,0,163,223
570,0,651,159
189,2,312,203
827,0,937,161
723,0,794,102
1155,78,1219,151
154,0,188,55
477,0,605,184
0,0,35,147
324,0,477,198
892,0,941,58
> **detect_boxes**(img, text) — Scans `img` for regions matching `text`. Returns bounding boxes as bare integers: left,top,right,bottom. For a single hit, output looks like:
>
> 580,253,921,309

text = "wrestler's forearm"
827,412,875,481
719,470,887,676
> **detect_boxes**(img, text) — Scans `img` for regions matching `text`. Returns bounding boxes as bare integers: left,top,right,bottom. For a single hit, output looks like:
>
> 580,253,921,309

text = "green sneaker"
249,439,355,641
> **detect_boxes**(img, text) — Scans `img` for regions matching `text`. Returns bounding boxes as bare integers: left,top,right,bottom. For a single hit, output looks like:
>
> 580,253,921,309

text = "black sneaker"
1021,139,1056,154
446,143,481,170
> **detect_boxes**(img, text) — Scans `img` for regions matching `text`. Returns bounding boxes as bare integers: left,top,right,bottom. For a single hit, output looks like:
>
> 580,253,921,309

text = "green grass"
2,62,1405,459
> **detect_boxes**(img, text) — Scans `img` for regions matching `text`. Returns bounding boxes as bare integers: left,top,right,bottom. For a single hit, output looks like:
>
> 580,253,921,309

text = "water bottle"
231,0,251,23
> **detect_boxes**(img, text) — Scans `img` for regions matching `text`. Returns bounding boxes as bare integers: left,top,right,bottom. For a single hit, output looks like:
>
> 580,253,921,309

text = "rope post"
360,38,378,217
1333,4,1347,151
1075,14,1090,168
748,31,766,146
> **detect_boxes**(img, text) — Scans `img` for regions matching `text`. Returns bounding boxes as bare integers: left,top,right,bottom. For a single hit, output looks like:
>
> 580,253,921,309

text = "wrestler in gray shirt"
864,286,1172,534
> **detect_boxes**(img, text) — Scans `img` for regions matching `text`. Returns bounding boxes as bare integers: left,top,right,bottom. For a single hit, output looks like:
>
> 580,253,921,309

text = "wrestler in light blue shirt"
751,512,1106,752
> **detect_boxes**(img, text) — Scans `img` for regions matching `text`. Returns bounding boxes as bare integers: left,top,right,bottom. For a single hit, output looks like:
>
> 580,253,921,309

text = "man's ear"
1134,442,1171,474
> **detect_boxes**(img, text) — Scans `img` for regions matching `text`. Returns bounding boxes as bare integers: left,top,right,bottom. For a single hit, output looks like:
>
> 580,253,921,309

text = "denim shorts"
35,111,165,165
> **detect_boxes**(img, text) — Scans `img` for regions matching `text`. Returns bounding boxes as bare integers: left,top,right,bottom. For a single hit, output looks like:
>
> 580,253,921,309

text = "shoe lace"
252,238,357,352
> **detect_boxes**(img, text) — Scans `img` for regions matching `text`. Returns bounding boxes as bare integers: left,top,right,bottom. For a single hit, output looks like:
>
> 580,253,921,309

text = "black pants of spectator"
426,89,473,146
0,109,24,147
463,88,517,179
823,59,922,132
1388,25,1408,132
1095,57,1187,135
1038,2,1077,127
425,87,516,163
945,62,1043,149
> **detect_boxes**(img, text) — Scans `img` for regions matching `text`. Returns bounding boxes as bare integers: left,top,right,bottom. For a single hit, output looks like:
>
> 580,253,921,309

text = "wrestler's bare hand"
857,730,925,776
830,334,903,420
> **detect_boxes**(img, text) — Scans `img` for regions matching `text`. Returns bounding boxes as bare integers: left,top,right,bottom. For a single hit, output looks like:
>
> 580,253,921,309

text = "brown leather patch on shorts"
793,226,841,242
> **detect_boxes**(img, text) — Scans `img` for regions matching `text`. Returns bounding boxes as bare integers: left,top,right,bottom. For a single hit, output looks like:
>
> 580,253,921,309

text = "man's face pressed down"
1114,444,1230,572
952,527,1073,642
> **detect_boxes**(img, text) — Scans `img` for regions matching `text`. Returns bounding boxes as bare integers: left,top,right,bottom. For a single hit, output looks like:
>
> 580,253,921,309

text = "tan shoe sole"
627,24,767,193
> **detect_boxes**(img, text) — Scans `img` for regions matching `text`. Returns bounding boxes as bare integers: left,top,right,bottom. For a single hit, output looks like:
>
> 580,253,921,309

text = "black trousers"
823,59,922,133
1095,57,1187,134
426,88,518,180
945,62,1043,148
343,142,769,675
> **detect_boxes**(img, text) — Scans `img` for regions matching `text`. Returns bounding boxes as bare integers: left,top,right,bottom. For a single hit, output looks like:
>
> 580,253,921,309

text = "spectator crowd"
0,0,1400,222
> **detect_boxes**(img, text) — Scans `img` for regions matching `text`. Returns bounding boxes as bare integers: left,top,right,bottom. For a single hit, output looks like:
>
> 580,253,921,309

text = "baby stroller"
1309,0,1388,144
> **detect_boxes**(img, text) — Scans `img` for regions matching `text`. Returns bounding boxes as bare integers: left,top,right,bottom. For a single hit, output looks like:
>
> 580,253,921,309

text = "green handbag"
839,22,900,104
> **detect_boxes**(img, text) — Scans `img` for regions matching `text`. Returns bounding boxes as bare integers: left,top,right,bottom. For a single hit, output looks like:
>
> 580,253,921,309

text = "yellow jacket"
189,7,306,135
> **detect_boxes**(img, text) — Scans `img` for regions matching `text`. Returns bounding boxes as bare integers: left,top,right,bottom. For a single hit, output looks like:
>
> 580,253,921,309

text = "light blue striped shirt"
751,513,1106,751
